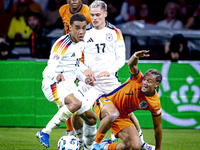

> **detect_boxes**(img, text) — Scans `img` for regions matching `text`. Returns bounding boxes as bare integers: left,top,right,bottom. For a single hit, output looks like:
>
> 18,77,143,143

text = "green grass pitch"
0,127,199,150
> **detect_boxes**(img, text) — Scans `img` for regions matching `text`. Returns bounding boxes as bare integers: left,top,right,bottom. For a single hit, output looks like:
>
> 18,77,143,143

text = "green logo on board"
159,62,200,129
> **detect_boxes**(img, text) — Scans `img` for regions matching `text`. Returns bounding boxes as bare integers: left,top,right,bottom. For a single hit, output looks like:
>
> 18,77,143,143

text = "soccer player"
59,0,92,136
35,13,97,148
71,0,125,148
59,0,92,34
71,1,154,149
92,50,163,150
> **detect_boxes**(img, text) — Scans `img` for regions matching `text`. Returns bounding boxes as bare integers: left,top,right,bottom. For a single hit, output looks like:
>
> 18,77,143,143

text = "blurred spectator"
7,0,32,46
115,0,141,24
181,1,195,26
0,0,42,36
184,2,200,29
164,34,189,62
135,2,156,24
104,0,122,25
33,0,49,14
156,2,183,29
27,11,51,59
82,0,90,5
0,1,13,36
43,0,66,31
0,37,19,60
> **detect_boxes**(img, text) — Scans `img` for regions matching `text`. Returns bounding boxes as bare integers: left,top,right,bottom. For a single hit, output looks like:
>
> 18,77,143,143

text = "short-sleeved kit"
94,70,162,136
42,34,88,111
78,22,126,107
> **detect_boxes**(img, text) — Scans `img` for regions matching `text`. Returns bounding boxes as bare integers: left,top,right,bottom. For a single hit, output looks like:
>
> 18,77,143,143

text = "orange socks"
95,130,105,143
66,117,73,131
94,130,118,150
108,143,118,150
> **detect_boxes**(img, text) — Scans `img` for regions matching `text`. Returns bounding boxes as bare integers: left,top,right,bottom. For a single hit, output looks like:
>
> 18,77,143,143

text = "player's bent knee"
85,114,97,125
86,117,97,125
101,103,119,120
80,110,97,125
108,111,119,123
69,100,82,113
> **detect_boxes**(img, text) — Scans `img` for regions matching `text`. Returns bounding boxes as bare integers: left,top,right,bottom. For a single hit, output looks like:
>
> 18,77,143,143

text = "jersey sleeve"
129,70,143,82
79,44,89,72
106,28,125,74
59,4,70,34
147,94,162,116
76,68,87,82
42,36,68,80
79,61,89,73
83,5,92,24
59,4,66,21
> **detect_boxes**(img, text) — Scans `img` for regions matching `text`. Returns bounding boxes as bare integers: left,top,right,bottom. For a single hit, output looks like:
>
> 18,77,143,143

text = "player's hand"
97,71,110,78
56,73,65,82
134,50,150,58
85,77,95,86
84,69,96,80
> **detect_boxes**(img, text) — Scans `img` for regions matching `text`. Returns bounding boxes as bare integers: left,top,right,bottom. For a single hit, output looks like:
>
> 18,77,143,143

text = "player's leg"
92,102,119,149
115,126,140,150
101,117,140,150
79,108,97,149
129,113,145,145
73,84,100,149
71,114,84,148
100,81,122,142
129,113,155,150
65,81,90,136
36,94,82,148
66,117,74,135
36,81,85,148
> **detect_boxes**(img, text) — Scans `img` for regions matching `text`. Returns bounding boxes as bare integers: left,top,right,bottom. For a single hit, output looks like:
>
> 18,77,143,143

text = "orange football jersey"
96,70,162,118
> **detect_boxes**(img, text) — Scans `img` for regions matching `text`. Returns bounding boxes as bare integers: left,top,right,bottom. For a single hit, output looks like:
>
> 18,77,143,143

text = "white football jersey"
82,22,126,78
42,33,85,82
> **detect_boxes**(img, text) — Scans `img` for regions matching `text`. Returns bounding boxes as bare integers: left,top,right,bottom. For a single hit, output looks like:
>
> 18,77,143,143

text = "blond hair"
89,0,107,11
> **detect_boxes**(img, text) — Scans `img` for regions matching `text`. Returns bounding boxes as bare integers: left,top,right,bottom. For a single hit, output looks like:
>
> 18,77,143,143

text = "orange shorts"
94,97,134,138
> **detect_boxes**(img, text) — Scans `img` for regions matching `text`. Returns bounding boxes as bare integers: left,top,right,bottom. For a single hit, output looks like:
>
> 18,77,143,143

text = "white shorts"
78,79,121,108
42,79,86,108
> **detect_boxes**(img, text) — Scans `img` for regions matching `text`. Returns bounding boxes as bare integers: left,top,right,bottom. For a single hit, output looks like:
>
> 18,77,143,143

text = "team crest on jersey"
139,101,148,109
53,54,60,60
106,33,113,41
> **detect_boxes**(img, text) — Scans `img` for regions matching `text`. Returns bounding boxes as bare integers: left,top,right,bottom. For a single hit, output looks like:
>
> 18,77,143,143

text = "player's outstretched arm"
128,50,149,75
152,115,162,150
